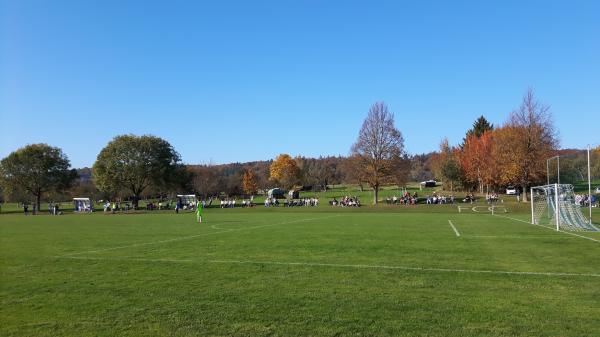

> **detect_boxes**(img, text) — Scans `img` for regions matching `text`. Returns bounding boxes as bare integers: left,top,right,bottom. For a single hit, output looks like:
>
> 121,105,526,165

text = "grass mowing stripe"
209,259,600,278
53,256,600,278
447,219,460,237
60,214,342,257
494,214,600,244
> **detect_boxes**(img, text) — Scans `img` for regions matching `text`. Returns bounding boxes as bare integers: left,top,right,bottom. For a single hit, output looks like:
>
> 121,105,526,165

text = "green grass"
1,204,600,336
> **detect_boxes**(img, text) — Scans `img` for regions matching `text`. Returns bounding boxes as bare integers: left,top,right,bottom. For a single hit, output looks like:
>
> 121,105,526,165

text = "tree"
460,131,496,192
392,154,411,189
269,154,300,189
433,139,463,191
294,156,314,187
189,165,219,198
0,144,77,209
342,155,367,192
93,135,184,208
593,146,600,178
310,156,340,191
494,89,558,201
441,150,463,192
462,115,494,145
242,168,259,196
350,102,405,204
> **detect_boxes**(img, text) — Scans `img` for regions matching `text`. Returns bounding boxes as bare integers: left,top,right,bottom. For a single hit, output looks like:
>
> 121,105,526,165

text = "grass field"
1,203,600,336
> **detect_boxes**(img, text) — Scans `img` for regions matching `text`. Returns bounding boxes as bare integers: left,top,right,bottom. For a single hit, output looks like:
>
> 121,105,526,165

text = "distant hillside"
76,167,93,183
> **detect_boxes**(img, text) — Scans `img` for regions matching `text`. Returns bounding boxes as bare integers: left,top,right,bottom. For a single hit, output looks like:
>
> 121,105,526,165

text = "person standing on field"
196,202,203,223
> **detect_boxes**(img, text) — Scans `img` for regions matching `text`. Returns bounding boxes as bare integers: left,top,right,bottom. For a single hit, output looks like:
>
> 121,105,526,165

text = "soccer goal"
73,197,93,213
530,184,598,231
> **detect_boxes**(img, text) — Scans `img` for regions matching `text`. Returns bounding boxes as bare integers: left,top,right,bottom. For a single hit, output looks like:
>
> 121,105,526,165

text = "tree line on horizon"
1,89,599,207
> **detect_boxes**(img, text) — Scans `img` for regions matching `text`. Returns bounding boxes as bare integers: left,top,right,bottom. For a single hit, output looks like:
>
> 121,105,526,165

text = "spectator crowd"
574,194,598,207
330,196,360,207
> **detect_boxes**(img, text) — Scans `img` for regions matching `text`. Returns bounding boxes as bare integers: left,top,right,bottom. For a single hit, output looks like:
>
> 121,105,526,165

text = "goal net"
531,184,598,231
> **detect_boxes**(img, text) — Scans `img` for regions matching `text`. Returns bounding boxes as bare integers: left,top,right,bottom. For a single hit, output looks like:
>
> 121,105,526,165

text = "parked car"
506,186,517,195
420,180,437,188
267,188,286,199
595,186,600,194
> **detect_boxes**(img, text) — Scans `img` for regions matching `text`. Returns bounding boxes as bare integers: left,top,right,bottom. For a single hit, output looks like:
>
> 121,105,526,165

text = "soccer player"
196,202,203,223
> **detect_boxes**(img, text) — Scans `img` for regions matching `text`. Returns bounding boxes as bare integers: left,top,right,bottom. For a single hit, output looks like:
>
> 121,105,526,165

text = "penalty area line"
448,220,460,237
59,214,342,257
493,214,600,244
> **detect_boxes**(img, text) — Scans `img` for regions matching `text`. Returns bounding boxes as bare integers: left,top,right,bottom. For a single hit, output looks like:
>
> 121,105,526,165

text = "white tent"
73,198,93,213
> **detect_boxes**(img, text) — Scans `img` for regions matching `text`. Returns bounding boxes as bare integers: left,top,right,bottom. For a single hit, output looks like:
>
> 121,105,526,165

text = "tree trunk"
133,194,140,209
36,192,41,212
373,186,379,205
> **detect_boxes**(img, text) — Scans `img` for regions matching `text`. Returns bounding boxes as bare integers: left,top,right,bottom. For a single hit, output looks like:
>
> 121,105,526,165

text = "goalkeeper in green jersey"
196,202,203,223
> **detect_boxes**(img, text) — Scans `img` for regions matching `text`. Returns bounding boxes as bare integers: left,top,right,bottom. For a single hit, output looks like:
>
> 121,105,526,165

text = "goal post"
530,187,534,225
531,184,598,232
554,183,559,231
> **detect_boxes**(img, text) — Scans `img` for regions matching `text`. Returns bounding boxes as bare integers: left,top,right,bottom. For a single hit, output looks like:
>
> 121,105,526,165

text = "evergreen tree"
462,116,493,145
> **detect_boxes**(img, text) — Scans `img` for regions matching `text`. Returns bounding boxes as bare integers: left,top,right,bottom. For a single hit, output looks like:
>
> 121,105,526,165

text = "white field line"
493,214,600,244
210,224,228,230
60,214,341,257
59,229,234,257
466,235,577,239
53,256,600,278
208,220,248,231
57,255,194,263
448,220,460,237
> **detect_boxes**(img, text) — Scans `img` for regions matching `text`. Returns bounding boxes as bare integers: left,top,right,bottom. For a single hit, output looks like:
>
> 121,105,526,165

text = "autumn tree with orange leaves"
488,89,558,201
460,131,497,193
429,138,462,191
242,168,259,196
269,154,300,189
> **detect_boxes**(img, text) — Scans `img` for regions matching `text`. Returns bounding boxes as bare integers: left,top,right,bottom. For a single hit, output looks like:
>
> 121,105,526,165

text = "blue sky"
1,0,599,168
